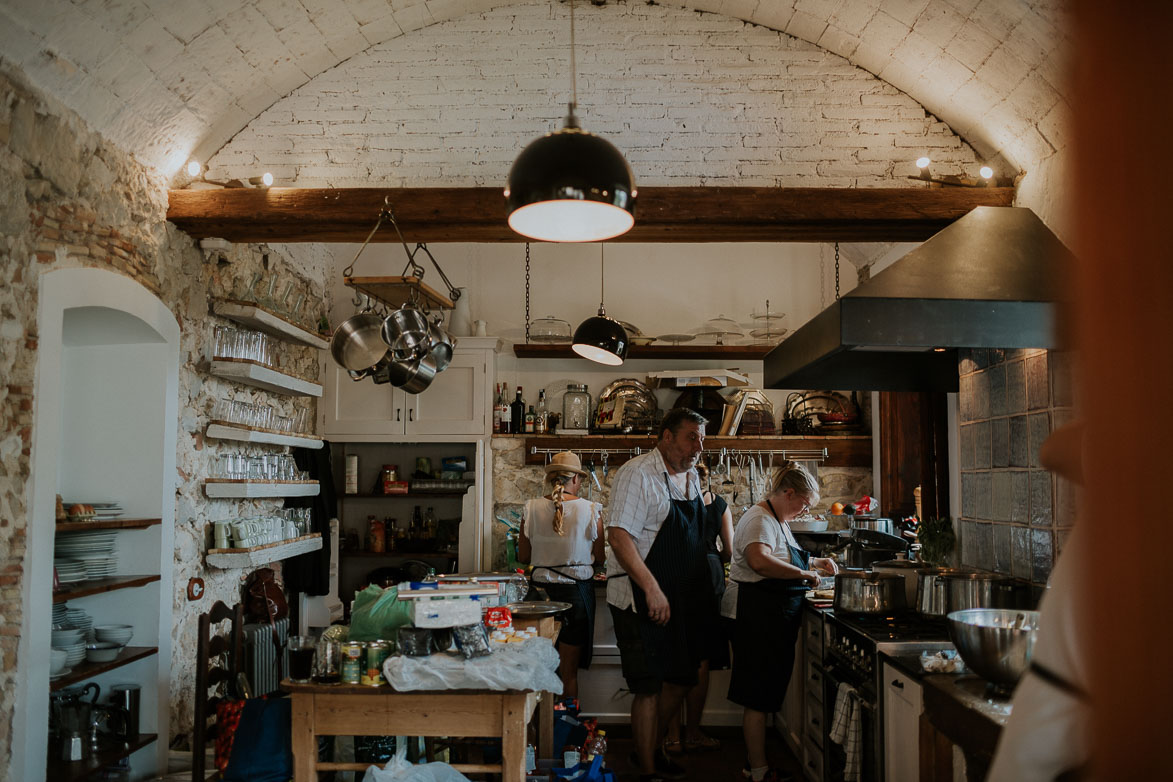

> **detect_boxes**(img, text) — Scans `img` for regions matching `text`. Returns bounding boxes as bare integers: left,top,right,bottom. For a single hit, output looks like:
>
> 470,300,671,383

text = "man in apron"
606,408,711,782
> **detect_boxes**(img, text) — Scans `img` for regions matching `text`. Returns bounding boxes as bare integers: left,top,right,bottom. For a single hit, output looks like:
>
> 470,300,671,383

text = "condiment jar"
562,384,591,430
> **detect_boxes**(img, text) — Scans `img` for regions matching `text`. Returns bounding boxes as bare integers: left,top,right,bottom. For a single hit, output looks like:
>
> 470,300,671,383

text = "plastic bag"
349,584,415,642
384,637,563,693
361,743,471,782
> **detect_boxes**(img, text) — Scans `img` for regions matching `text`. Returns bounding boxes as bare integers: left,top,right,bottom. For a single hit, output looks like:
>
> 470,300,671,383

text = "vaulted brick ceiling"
0,0,1069,180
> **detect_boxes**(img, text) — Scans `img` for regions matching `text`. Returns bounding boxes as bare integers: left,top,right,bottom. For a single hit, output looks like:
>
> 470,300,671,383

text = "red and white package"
854,495,875,514
484,606,513,629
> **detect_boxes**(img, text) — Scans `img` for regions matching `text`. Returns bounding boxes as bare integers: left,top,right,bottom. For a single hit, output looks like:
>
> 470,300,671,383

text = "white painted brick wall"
209,2,982,187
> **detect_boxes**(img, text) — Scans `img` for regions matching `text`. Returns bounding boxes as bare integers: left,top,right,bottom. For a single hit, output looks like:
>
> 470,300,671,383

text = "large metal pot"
833,571,907,614
331,312,387,371
870,559,921,606
387,351,438,394
946,572,1021,612
851,516,895,536
915,568,959,616
382,306,431,361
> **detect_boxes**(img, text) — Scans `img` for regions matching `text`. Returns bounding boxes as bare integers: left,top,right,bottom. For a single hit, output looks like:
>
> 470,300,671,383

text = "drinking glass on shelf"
294,408,310,435
289,635,317,683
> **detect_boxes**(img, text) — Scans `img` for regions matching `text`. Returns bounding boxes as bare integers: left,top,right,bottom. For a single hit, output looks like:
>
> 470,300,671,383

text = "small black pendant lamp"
505,0,636,243
572,244,628,365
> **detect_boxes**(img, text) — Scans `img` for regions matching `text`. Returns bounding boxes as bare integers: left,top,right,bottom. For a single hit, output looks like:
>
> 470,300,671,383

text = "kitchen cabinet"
322,337,502,441
883,661,923,782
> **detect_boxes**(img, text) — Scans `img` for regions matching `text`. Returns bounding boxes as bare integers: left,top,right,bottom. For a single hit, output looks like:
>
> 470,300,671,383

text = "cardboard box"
646,369,749,388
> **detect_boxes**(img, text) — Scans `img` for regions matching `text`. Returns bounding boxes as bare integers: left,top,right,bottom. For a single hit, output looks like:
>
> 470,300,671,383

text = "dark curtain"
283,442,337,596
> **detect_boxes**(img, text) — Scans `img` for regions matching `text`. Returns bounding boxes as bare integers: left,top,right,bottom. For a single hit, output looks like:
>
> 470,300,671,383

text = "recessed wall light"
186,160,201,177
979,165,994,179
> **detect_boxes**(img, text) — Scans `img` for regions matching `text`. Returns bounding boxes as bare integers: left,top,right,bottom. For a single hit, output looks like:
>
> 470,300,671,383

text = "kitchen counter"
883,652,1012,780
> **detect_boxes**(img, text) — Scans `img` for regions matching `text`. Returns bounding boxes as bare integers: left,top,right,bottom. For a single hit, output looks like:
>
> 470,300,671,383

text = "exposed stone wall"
0,66,333,773
489,436,871,571
956,348,1077,585
208,1,979,188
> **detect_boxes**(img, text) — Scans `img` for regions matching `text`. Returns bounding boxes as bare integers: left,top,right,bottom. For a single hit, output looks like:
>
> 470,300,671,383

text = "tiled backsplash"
957,348,1077,585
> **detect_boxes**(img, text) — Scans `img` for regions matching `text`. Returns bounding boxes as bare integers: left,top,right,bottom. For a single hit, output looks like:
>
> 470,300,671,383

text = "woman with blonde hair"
518,451,604,697
723,461,838,782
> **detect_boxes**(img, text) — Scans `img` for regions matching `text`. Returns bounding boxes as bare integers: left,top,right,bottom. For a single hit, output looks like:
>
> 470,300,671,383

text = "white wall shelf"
206,533,323,569
209,359,322,397
212,300,329,349
205,422,324,450
203,480,321,498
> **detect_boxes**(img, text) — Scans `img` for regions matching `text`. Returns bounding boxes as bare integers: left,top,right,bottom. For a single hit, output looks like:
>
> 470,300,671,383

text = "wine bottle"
497,384,511,434
535,389,548,434
510,386,525,434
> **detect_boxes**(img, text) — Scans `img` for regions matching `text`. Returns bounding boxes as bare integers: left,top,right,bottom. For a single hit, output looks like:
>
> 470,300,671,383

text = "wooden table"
282,681,537,781
511,614,560,761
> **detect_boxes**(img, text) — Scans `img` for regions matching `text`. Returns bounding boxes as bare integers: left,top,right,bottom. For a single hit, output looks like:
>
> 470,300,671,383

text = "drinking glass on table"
289,635,317,683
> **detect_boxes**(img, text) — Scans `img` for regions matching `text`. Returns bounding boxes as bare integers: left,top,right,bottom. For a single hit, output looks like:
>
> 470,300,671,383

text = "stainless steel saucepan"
833,571,907,614
331,312,387,371
382,306,431,361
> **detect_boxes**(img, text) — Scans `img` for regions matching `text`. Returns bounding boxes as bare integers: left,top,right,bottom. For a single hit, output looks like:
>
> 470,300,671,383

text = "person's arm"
608,526,671,625
590,505,606,566
744,542,818,586
810,556,838,575
718,507,734,564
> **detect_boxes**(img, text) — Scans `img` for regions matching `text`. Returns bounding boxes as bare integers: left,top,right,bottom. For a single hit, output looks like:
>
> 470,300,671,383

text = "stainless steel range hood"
764,206,1072,392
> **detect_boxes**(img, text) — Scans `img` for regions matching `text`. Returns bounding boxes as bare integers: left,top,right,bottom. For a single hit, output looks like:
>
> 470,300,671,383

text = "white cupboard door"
882,662,923,782
321,359,405,436
404,351,487,436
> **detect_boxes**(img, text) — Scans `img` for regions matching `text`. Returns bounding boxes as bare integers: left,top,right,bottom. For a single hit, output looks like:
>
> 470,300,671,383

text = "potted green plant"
918,516,956,566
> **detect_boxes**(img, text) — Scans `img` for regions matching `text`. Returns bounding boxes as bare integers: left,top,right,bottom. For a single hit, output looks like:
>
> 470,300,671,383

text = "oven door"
822,662,880,782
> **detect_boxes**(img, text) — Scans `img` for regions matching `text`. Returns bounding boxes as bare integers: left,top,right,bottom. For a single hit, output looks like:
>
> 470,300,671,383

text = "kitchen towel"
829,682,862,782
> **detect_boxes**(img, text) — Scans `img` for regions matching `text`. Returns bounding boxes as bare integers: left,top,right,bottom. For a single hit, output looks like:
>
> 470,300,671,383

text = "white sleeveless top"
523,497,601,584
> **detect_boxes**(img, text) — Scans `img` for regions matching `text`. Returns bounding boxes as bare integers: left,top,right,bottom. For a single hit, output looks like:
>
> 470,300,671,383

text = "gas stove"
824,612,953,697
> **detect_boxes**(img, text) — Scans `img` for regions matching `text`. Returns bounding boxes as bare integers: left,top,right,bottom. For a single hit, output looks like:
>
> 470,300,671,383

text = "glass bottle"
524,405,536,433
411,505,423,540
510,387,526,434
535,390,548,434
424,507,438,543
562,384,591,431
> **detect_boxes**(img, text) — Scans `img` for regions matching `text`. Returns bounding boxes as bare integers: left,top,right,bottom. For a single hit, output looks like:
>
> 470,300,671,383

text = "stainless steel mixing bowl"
946,608,1040,692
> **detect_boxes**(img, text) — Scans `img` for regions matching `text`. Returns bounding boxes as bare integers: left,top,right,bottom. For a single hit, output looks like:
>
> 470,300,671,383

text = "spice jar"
379,464,398,495
562,384,591,431
367,515,385,553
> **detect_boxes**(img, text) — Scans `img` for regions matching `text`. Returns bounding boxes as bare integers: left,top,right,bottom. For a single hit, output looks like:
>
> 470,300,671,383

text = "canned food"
362,641,392,686
340,641,364,685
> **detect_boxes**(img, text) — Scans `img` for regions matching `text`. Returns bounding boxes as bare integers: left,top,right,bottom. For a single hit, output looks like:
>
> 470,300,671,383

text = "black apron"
529,564,597,669
728,535,810,712
628,474,710,684
702,493,729,597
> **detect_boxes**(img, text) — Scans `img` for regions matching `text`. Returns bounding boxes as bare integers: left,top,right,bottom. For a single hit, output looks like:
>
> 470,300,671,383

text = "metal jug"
51,683,100,761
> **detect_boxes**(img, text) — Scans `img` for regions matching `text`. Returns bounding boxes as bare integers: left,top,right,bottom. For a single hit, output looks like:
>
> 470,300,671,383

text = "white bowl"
85,642,124,663
95,625,134,644
50,648,68,674
789,519,830,532
51,628,85,646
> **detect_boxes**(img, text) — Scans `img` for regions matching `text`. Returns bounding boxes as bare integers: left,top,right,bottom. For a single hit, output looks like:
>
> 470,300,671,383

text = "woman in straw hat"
518,451,604,697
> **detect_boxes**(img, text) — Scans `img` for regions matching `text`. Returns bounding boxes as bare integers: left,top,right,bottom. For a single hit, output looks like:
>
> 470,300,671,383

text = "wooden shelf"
55,518,161,533
513,343,773,360
53,575,161,603
341,550,456,558
206,533,323,568
46,732,158,782
50,646,158,691
206,422,324,449
345,275,454,311
204,479,320,498
209,358,322,397
521,434,872,468
212,299,329,349
342,491,469,499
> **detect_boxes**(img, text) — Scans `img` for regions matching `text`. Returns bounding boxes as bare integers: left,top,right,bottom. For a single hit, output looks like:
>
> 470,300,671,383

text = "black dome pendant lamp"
572,244,628,365
505,0,636,243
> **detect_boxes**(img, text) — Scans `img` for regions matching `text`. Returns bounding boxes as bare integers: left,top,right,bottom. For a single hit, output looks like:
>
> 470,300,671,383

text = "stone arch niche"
16,267,179,780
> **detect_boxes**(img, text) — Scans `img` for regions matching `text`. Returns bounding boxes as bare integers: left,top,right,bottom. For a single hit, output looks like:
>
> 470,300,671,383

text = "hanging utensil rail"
529,446,828,462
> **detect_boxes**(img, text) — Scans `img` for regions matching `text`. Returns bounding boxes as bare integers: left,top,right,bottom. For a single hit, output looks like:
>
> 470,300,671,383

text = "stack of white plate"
56,531,117,577
52,603,68,624
91,502,124,519
59,641,87,668
72,551,118,579
54,559,87,584
66,607,94,640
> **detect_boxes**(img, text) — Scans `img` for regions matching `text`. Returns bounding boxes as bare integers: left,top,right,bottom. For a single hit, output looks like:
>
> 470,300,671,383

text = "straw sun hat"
544,451,587,477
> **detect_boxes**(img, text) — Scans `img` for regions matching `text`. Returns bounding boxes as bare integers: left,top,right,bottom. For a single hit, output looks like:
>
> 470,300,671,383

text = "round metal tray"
506,600,572,618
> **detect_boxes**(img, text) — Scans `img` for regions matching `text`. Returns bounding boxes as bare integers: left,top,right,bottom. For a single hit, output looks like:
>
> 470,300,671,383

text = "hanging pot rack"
343,197,461,312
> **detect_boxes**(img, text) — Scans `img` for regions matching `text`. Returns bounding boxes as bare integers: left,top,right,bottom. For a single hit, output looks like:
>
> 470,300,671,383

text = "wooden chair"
193,601,243,781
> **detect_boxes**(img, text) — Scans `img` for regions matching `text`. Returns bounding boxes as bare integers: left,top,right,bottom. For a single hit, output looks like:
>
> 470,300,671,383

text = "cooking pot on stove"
945,572,1022,612
833,571,907,614
870,557,921,606
851,516,896,536
843,528,909,569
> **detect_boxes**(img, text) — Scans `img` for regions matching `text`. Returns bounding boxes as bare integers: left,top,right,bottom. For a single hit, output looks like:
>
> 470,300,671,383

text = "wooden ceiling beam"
167,186,1015,244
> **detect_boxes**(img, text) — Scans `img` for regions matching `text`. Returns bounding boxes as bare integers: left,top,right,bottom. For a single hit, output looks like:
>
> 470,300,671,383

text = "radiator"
242,618,290,696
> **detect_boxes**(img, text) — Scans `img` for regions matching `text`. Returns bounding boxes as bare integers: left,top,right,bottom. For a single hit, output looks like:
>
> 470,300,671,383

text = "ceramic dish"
630,336,655,346
86,642,124,663
49,667,72,680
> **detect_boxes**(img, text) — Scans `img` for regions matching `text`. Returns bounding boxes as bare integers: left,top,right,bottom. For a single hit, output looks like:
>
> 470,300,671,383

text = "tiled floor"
597,724,805,782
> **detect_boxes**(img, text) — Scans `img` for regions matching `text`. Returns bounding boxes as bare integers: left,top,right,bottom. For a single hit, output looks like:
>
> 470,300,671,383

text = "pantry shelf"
212,300,329,349
206,422,325,450
203,480,321,499
206,533,323,569
209,359,322,397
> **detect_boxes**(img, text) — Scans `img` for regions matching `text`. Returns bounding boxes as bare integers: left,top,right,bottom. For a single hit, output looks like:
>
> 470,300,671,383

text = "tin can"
345,454,359,494
362,640,392,686
340,641,364,684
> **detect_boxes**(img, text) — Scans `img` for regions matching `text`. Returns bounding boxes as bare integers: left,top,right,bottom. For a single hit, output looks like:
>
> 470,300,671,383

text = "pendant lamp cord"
524,243,531,343
566,0,579,127
598,243,606,315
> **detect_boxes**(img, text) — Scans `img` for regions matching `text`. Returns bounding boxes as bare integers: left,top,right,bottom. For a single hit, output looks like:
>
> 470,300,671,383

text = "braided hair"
546,470,578,535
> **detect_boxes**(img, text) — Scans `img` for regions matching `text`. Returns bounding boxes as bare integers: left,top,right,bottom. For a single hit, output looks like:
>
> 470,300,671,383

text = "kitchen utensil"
914,568,974,616
505,600,573,618
695,314,744,345
389,350,438,393
86,642,123,663
789,518,829,533
655,333,695,344
944,572,1021,612
381,306,432,361
425,316,454,372
851,516,895,536
843,528,909,569
596,378,658,431
107,684,141,740
530,316,573,343
833,571,908,614
947,608,1040,693
870,558,922,605
330,312,387,371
